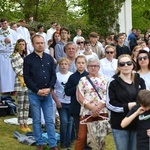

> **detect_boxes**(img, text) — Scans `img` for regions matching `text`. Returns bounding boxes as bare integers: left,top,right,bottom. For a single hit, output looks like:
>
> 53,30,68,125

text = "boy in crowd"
116,33,131,58
121,90,150,150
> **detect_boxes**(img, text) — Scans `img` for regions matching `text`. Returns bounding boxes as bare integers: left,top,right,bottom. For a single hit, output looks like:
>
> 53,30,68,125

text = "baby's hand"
147,129,150,137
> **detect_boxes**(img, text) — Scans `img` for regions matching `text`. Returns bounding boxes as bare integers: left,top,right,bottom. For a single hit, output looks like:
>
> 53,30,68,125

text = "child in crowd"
121,89,150,150
83,40,98,62
52,57,73,149
116,33,131,58
65,55,88,139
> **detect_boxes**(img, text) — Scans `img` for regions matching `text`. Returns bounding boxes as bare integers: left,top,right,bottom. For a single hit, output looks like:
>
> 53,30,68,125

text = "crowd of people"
0,16,150,150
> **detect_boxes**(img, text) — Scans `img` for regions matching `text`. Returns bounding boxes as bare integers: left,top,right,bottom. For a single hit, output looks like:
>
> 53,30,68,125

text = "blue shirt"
128,33,135,41
23,52,56,93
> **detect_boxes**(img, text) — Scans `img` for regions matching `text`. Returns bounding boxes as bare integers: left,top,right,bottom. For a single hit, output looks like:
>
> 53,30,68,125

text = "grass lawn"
0,115,115,150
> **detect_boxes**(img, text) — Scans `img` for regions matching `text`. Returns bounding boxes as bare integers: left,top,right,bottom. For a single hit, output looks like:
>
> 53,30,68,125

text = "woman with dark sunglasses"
75,37,85,56
99,45,117,80
106,54,146,150
136,50,150,90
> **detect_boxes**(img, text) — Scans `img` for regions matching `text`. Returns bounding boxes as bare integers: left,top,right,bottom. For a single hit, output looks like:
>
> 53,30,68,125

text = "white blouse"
139,72,150,90
99,57,118,80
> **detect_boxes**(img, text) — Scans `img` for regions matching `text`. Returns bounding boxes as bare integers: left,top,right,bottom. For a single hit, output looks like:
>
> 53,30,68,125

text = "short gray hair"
64,42,77,53
87,57,100,66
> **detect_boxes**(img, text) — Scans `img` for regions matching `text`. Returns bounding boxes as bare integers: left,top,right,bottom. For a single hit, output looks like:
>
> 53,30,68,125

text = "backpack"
0,96,17,116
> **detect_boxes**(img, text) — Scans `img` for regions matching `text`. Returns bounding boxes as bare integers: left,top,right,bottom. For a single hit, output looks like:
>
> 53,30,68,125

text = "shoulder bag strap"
86,76,102,100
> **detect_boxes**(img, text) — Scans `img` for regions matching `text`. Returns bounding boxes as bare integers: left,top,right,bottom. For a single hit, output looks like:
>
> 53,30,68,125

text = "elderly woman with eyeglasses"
136,50,150,90
106,54,146,150
99,45,118,80
75,57,108,150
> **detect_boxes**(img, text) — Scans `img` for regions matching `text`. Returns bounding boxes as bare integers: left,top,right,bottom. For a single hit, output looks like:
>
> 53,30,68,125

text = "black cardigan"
65,70,89,115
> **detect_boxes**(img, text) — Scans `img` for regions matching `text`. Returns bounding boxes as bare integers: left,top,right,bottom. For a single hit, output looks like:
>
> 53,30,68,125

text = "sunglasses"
105,51,114,54
77,41,84,45
137,56,148,61
119,61,133,67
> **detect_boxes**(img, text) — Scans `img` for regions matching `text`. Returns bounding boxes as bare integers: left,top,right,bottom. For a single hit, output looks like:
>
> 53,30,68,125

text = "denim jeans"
28,90,57,148
112,129,137,150
57,103,73,148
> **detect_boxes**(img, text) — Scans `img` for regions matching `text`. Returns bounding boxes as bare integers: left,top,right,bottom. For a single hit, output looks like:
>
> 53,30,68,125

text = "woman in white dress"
136,50,150,90
99,45,117,80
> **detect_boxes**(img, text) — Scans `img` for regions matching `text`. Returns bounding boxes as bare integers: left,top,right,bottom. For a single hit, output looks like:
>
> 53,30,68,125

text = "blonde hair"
131,45,142,59
58,57,70,66
75,55,87,64
105,45,116,58
116,54,135,83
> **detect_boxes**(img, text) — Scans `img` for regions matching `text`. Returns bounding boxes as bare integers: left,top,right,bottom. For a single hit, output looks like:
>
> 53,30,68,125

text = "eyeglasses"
105,51,114,54
137,56,148,61
119,61,133,67
77,41,84,45
88,65,100,68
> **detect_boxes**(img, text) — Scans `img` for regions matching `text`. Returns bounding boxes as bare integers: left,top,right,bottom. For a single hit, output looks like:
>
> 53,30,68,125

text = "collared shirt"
116,44,131,59
23,52,56,93
128,33,135,41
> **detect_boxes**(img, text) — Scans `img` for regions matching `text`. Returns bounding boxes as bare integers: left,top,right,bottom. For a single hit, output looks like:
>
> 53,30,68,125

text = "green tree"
132,0,150,33
0,0,24,21
0,0,68,23
71,0,126,38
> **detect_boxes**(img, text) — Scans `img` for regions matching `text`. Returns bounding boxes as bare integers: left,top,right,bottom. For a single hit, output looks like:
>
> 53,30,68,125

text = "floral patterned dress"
77,76,108,117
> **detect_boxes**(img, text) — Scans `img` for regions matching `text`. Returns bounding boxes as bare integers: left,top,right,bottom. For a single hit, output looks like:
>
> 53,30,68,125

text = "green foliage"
75,0,126,38
0,116,115,150
1,0,150,38
132,0,150,33
0,0,24,21
0,0,68,23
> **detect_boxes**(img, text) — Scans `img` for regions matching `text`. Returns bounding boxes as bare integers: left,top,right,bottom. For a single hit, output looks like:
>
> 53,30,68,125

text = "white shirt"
75,49,85,57
46,28,56,41
99,57,118,80
0,28,18,52
143,47,150,52
97,41,105,53
139,72,150,90
17,26,30,44
36,32,48,47
83,52,98,62
54,71,73,103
